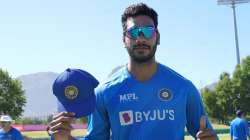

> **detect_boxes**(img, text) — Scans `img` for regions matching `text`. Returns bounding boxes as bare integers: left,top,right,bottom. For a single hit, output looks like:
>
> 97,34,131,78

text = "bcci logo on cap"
159,88,172,101
64,85,78,100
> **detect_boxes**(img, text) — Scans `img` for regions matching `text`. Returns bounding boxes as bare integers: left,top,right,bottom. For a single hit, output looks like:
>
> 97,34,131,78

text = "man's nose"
136,31,146,42
138,31,145,38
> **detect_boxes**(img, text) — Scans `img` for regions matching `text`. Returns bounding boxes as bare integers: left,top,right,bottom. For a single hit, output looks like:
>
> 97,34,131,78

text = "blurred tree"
201,88,221,122
214,72,234,123
202,56,250,123
232,56,250,114
0,69,26,119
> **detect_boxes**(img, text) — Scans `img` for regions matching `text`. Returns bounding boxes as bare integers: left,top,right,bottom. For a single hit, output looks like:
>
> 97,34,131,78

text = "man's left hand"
196,116,217,140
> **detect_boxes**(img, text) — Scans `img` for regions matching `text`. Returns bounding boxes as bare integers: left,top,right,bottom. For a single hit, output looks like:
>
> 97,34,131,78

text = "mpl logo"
119,110,133,126
119,93,139,102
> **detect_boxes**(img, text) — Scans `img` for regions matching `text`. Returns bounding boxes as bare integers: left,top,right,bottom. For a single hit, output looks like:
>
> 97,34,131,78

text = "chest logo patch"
158,88,173,101
119,110,133,126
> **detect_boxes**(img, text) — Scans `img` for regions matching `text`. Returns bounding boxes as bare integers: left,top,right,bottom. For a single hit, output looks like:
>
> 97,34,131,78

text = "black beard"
126,43,157,64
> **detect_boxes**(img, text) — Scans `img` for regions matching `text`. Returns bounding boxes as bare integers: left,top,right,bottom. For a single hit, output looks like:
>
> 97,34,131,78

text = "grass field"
22,124,231,139
22,129,87,138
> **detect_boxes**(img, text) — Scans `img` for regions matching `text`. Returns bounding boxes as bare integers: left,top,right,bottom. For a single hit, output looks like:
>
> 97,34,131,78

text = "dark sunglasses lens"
141,27,155,39
128,28,139,39
127,27,155,39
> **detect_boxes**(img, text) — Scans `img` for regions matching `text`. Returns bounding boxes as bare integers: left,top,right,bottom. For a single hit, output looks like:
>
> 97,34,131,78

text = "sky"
0,0,249,88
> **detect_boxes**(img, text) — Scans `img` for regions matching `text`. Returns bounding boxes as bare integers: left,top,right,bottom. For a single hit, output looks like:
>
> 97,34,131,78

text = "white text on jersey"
120,93,139,102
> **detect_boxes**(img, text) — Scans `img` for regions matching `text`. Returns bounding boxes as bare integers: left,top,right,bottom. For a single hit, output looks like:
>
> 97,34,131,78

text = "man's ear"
156,30,160,45
123,35,127,48
123,35,125,44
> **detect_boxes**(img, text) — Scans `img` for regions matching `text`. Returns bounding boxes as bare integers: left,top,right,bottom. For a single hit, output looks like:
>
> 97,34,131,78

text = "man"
0,115,23,140
48,3,217,140
230,110,250,140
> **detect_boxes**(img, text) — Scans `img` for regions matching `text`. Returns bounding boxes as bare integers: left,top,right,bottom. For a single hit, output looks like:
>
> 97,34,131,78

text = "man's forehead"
126,16,154,29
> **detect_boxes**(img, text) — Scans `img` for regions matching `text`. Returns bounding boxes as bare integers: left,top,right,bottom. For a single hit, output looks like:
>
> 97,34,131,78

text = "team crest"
64,85,78,100
159,88,173,101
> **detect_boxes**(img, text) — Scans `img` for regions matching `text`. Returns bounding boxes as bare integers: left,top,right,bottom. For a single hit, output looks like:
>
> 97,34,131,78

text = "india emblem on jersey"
158,88,173,101
119,110,133,126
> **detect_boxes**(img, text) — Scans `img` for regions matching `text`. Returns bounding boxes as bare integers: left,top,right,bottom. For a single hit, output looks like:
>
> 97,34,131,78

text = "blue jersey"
0,127,23,140
230,117,250,140
83,63,214,140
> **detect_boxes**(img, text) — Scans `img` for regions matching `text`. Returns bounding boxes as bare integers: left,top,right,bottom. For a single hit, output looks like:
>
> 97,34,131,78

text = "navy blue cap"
53,68,99,118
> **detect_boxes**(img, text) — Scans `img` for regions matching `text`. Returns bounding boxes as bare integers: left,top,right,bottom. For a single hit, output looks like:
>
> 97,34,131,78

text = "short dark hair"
121,3,158,32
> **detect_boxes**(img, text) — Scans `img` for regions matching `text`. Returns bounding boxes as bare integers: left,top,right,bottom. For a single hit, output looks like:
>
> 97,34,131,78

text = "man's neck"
127,59,158,82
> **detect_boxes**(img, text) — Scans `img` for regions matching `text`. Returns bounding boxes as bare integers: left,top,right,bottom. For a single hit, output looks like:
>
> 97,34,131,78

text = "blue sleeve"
13,129,23,140
83,87,111,140
17,132,23,140
185,81,215,138
244,120,249,136
230,123,233,136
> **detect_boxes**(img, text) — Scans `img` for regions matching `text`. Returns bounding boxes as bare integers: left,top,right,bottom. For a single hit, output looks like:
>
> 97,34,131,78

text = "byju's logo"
119,110,133,126
119,109,175,126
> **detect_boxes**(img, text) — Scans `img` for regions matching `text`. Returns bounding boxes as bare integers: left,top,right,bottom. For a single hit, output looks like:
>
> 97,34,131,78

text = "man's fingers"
49,115,75,127
48,114,74,135
199,116,207,130
52,112,75,120
50,122,73,132
197,116,217,140
48,121,73,138
197,136,217,140
47,112,75,140
50,129,71,136
196,129,215,138
197,135,217,140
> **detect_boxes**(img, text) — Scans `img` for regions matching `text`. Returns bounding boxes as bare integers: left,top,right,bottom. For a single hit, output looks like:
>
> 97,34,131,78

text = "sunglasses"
126,26,156,40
